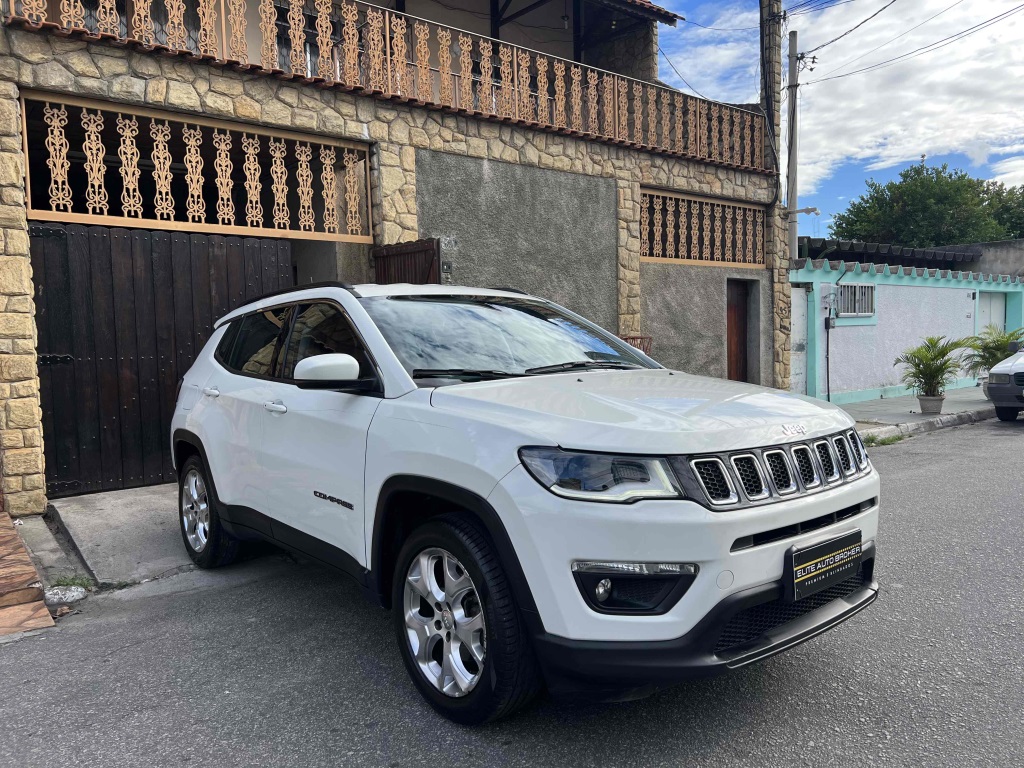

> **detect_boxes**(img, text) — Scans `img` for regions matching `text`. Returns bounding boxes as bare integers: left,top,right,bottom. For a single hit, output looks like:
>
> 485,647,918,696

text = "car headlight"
989,373,1010,384
519,447,683,503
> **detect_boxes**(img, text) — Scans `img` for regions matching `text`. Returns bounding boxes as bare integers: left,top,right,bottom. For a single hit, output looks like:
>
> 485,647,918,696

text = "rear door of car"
193,305,292,514
258,300,383,566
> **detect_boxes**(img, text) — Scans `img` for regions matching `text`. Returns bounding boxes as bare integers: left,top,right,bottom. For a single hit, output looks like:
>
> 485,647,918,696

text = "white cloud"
991,156,1024,186
657,0,1024,194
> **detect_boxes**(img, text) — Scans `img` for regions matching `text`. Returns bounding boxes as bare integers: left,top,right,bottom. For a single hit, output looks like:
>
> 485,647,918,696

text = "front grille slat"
715,565,869,655
833,436,854,475
691,459,736,504
1014,372,1024,386
815,441,839,481
731,455,768,500
763,450,796,493
847,430,865,467
791,446,820,488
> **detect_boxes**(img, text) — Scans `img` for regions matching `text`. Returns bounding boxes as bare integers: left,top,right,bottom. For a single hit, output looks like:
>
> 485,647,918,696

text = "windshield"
359,295,656,379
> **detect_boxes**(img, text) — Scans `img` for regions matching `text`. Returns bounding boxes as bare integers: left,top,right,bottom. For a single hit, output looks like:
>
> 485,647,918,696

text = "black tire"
178,454,239,569
996,406,1020,422
392,514,542,725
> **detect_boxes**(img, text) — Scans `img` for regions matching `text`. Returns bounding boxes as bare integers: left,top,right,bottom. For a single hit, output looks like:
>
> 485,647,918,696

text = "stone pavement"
839,386,995,437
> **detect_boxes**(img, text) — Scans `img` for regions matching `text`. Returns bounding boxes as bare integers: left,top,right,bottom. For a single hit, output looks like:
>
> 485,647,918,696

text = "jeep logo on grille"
781,424,807,437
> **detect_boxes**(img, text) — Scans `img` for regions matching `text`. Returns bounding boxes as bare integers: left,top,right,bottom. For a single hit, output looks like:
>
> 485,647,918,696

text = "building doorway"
726,279,750,382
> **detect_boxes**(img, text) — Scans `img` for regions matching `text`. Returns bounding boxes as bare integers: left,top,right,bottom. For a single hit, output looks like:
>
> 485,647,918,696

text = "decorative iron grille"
639,189,766,267
23,93,372,243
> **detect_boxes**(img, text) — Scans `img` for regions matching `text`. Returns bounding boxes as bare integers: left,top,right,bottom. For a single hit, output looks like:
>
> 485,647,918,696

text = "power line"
803,0,898,55
659,46,708,99
805,2,1024,84
815,0,968,78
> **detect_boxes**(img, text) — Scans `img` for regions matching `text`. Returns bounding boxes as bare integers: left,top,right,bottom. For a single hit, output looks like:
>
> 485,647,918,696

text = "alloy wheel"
181,468,211,553
403,547,487,697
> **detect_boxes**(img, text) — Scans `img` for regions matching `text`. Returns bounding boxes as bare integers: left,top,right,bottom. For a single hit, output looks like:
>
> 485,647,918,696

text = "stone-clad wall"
0,24,785,513
0,78,43,516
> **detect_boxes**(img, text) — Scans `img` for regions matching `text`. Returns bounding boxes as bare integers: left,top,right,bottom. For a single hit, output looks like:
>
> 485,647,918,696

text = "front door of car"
197,306,291,512
259,301,382,566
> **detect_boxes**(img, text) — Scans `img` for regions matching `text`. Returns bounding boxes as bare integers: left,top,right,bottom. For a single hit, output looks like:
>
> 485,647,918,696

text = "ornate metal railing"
640,188,766,267
23,93,372,241
5,0,772,173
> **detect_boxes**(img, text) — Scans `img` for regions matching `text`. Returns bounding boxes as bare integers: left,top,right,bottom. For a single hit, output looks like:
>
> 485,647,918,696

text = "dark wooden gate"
372,238,441,284
31,223,293,497
726,279,749,383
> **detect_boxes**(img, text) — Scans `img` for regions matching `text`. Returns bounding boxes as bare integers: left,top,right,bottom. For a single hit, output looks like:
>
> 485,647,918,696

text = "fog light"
595,578,612,602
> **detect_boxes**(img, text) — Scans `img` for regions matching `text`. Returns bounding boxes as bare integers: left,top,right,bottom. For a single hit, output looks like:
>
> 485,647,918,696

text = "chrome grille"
815,441,840,482
684,430,870,510
846,430,865,467
763,450,796,494
731,455,768,500
833,436,854,475
791,446,819,488
691,459,736,503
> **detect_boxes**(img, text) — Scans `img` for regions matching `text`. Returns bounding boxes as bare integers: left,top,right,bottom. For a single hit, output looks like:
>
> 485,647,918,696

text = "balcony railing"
5,0,772,173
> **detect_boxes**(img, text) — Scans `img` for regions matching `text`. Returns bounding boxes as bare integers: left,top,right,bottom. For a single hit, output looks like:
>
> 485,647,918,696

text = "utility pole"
787,29,799,262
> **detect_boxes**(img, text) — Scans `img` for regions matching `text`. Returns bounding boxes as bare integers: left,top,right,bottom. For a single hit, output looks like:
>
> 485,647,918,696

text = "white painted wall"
790,284,808,395
815,284,976,396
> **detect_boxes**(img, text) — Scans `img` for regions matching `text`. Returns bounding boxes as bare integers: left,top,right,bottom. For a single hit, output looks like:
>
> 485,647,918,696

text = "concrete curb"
858,406,996,440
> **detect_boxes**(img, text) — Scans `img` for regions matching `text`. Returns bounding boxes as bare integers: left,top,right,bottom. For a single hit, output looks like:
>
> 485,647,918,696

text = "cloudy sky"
655,0,1024,236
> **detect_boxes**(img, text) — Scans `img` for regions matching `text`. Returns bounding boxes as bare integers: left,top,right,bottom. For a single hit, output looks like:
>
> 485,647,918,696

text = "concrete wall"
415,149,619,331
814,284,975,396
641,263,773,384
790,283,808,394
974,240,1024,279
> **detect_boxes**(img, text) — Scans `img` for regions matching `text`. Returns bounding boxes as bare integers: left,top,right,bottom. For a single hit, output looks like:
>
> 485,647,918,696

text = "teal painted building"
790,258,1024,404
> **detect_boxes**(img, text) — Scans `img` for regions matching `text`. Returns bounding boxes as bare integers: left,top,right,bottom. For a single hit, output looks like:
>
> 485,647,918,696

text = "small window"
281,302,372,380
837,284,875,317
215,320,241,364
225,306,292,377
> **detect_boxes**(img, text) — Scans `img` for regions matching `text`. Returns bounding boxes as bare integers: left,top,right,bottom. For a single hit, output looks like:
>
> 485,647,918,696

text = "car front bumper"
531,545,877,699
987,382,1024,408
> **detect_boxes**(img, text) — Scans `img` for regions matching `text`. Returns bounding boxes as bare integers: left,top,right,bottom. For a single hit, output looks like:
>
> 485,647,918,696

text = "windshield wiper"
411,368,523,380
524,360,642,375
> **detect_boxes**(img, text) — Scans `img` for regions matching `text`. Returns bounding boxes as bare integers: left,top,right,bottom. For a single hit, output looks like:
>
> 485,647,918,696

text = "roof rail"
257,281,362,301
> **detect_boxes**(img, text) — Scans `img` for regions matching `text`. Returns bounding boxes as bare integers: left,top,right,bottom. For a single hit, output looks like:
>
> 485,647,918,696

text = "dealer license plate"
786,530,862,602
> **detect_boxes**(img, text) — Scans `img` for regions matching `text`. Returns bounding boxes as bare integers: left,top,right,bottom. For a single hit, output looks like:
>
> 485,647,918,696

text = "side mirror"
294,354,376,392
1009,341,1021,355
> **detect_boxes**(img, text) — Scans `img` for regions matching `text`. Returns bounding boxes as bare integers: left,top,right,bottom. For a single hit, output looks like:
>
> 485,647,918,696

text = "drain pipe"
819,245,841,402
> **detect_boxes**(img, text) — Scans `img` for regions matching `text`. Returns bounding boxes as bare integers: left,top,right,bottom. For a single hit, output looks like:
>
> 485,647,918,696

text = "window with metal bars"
836,284,875,317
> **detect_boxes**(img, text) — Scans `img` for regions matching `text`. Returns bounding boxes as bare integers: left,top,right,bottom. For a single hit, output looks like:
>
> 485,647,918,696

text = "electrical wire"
805,2,1024,84
802,0,897,55
657,46,707,98
814,0,968,79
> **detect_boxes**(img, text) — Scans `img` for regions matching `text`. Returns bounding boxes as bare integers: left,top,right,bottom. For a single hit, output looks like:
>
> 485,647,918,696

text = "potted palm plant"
894,336,968,415
963,325,1024,400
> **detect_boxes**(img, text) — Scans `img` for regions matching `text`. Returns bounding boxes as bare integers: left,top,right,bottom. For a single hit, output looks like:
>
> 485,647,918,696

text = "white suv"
171,283,880,724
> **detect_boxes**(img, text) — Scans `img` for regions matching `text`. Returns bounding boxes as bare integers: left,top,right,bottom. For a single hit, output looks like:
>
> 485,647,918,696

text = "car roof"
352,283,532,299
214,282,539,327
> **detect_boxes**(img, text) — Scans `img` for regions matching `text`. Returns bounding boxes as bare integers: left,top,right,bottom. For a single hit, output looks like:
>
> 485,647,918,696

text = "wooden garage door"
31,223,293,497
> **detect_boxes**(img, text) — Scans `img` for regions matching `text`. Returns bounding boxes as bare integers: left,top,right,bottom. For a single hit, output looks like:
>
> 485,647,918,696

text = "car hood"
990,352,1024,374
429,369,853,454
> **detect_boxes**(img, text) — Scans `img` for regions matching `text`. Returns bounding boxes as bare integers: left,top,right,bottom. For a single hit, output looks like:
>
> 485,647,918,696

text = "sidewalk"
838,386,995,438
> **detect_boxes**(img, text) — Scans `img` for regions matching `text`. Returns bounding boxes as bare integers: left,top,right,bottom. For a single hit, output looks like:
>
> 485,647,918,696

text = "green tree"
830,162,1015,247
984,181,1024,240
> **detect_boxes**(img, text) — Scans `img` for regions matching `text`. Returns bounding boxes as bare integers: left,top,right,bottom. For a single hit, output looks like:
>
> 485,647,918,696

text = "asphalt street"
2,420,1023,768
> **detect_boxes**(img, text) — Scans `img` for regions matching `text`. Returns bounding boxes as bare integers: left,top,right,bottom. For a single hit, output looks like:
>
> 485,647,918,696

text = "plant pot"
918,395,945,415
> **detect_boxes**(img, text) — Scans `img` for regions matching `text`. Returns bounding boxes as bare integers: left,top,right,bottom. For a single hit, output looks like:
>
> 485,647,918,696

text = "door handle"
202,387,220,398
264,401,288,414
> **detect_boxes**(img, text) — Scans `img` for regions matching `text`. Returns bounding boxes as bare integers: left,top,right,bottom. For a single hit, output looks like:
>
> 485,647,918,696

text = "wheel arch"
370,475,544,635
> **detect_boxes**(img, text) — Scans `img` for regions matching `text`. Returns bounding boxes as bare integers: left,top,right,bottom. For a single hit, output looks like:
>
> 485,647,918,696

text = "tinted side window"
282,303,371,379
215,320,240,364
226,307,291,377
